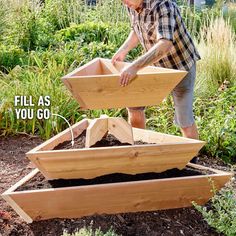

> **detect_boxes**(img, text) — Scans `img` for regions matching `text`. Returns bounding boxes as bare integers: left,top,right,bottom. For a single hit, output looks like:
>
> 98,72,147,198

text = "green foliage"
0,56,81,139
42,0,85,29
35,0,128,30
0,0,8,41
146,97,180,136
88,0,128,24
3,1,56,51
62,226,118,236
54,22,130,47
29,42,83,68
55,22,111,44
5,2,41,50
194,86,236,163
193,182,236,236
224,3,236,34
0,45,27,72
79,42,116,62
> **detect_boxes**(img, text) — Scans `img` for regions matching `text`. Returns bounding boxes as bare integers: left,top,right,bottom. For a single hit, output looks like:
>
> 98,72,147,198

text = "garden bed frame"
26,118,206,180
1,164,232,223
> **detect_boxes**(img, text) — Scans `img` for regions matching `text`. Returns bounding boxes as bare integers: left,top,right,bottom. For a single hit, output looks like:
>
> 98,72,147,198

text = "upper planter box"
62,58,187,110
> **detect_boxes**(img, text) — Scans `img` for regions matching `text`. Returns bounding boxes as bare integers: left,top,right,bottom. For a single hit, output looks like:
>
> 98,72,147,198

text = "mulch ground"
0,134,234,236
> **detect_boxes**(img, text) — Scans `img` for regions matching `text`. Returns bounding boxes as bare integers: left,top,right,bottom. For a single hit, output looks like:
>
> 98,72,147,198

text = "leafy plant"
62,226,118,236
54,22,111,44
193,181,236,236
54,22,130,47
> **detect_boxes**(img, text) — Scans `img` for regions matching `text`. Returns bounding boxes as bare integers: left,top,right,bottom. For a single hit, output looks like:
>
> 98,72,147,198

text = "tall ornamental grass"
195,17,236,97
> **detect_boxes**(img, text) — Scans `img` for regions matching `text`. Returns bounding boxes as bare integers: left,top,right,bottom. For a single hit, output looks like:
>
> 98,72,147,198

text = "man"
111,0,200,140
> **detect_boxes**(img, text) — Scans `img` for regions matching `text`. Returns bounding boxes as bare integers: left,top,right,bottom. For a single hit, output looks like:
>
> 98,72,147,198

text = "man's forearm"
118,30,139,54
132,39,173,70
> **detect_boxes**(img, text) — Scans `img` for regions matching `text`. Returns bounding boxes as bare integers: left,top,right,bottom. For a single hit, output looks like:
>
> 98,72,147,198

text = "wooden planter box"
62,58,187,110
1,164,232,223
26,119,206,180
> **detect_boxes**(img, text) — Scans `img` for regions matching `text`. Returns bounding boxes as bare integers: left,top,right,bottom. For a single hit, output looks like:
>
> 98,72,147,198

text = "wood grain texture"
27,142,205,180
86,117,134,147
1,169,39,223
102,60,119,74
132,128,205,144
62,58,187,110
108,117,134,145
85,117,108,148
3,165,232,222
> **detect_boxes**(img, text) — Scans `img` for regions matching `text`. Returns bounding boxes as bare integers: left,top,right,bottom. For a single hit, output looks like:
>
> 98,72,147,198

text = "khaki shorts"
127,63,196,128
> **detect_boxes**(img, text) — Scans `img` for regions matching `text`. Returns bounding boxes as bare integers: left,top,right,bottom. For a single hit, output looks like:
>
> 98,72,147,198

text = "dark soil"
17,166,214,191
0,134,233,236
53,131,149,150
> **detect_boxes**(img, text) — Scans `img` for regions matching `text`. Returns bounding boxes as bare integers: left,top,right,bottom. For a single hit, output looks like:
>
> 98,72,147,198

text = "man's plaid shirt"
127,0,201,71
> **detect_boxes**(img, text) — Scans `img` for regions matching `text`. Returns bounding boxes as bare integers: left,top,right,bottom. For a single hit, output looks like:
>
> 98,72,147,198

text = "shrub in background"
54,22,130,47
0,45,27,72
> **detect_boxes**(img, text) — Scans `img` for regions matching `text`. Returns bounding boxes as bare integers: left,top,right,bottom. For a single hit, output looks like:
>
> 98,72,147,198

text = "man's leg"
172,63,198,162
172,63,199,140
127,107,146,129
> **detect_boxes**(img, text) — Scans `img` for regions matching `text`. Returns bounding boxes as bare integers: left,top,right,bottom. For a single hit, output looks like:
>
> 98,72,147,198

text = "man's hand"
120,65,138,87
111,50,127,64
111,30,139,65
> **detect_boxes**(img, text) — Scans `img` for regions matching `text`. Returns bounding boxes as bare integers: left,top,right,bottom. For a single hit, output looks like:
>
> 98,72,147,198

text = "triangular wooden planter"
25,118,205,180
62,58,187,109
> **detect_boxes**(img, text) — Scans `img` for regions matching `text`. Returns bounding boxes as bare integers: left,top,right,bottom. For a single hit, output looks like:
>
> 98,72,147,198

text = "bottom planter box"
2,163,232,223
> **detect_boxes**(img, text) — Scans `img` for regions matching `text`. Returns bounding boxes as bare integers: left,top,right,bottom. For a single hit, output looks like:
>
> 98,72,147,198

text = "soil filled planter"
1,163,232,223
25,119,206,180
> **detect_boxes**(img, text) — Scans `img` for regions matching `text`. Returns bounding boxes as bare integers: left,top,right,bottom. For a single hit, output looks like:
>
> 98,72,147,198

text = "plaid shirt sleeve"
156,1,176,43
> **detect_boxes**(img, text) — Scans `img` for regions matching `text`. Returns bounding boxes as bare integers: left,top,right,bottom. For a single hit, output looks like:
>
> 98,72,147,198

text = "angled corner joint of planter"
85,116,134,148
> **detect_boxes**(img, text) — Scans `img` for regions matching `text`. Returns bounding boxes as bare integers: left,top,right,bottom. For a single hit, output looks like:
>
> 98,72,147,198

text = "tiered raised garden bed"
1,58,232,223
